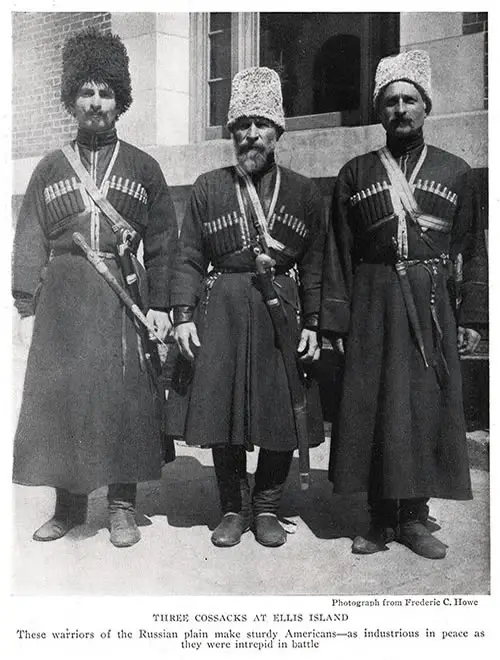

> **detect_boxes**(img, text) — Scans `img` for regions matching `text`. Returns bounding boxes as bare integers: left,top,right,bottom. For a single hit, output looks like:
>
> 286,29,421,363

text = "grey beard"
236,149,269,175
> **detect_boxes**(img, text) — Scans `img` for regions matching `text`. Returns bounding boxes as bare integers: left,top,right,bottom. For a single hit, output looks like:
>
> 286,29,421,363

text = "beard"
234,139,277,175
236,147,269,174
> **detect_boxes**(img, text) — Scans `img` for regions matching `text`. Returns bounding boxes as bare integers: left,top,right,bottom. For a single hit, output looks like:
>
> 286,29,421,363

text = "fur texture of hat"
61,28,132,117
227,67,285,131
373,49,432,113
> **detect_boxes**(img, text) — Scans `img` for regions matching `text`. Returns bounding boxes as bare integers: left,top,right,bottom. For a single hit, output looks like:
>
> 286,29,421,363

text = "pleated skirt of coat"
329,262,472,501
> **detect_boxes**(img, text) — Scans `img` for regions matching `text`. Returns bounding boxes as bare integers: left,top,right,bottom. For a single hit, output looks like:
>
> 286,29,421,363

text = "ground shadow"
140,454,370,542
69,452,440,543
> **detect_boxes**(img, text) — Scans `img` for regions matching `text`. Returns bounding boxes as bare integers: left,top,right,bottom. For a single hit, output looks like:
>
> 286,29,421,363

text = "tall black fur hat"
61,28,133,117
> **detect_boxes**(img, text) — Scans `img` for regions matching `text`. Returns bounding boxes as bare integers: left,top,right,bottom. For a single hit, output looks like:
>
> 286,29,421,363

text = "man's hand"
457,326,481,356
146,309,171,342
174,321,201,361
334,337,345,355
297,328,320,363
19,316,35,348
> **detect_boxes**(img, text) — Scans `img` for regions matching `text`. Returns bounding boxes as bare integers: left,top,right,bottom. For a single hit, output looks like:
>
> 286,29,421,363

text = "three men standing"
12,29,178,547
321,50,487,559
13,27,487,564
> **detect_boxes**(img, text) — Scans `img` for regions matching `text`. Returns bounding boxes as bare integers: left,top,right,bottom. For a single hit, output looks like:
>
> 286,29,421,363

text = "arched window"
313,34,360,114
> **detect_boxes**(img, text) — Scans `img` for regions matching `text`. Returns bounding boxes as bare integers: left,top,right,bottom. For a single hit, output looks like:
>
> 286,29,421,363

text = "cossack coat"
12,128,178,494
321,140,488,500
167,163,344,451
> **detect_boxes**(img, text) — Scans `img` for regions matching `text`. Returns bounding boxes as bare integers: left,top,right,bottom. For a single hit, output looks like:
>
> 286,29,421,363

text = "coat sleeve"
296,180,326,328
450,167,488,329
169,175,210,309
142,159,179,310
12,161,50,317
319,165,352,337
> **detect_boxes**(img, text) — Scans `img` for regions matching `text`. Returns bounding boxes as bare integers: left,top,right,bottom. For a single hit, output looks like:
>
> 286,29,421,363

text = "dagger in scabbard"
254,249,311,491
72,232,167,348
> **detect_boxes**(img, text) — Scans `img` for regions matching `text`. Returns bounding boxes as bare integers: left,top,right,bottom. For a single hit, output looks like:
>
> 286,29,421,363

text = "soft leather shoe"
351,526,395,554
211,513,250,547
33,516,80,542
397,521,447,559
254,513,287,547
109,509,141,548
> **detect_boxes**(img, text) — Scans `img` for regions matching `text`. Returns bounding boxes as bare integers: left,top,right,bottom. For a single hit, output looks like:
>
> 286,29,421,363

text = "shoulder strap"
61,144,136,237
235,164,284,253
378,146,451,235
378,145,427,219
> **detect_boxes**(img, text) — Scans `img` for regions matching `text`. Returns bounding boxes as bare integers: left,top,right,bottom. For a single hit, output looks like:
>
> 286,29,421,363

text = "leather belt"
217,265,291,275
50,248,116,260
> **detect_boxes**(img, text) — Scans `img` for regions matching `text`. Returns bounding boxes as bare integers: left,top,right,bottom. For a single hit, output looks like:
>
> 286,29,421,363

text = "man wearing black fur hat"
12,29,178,547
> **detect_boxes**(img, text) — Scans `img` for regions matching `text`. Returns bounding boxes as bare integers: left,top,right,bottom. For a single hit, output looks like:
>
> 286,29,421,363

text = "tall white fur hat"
227,67,285,131
373,50,432,113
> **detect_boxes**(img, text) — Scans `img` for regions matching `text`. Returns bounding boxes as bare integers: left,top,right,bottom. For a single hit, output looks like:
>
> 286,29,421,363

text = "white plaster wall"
156,89,190,146
111,12,157,39
119,88,157,149
401,12,463,46
113,28,158,148
155,17,190,146
113,13,190,148
401,14,485,116
157,33,189,94
156,12,190,38
426,34,485,115
155,30,190,145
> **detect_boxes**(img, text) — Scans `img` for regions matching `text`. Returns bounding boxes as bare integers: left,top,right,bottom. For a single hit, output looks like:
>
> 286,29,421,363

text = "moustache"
237,143,266,154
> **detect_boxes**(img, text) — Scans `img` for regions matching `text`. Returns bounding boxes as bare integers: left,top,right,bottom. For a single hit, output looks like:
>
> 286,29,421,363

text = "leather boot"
33,489,87,542
252,449,293,547
211,447,251,547
108,483,140,548
397,498,447,559
352,498,397,555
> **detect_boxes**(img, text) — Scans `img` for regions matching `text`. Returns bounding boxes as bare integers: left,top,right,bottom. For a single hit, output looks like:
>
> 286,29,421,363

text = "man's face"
378,81,427,139
72,81,118,132
232,117,279,174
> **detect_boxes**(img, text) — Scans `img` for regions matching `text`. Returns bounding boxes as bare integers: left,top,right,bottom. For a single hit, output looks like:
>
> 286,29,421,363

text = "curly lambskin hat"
373,49,432,113
227,67,285,132
61,28,132,117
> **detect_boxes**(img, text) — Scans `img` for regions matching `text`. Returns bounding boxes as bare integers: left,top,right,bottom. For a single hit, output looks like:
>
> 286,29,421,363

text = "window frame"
190,12,398,142
190,12,259,143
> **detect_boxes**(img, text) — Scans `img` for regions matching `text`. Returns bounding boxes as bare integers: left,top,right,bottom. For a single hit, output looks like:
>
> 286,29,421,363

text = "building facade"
12,11,489,429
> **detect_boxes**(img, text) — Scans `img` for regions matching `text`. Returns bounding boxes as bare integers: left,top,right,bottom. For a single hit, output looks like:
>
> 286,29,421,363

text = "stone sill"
11,110,487,194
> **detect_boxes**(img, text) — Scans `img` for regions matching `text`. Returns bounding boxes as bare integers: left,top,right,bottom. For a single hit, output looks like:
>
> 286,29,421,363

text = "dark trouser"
212,446,293,517
107,483,137,509
54,483,137,518
368,496,430,528
54,488,88,523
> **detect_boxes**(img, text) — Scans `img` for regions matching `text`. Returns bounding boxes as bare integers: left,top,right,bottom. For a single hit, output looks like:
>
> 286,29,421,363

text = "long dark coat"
167,164,335,451
321,140,488,501
12,129,178,494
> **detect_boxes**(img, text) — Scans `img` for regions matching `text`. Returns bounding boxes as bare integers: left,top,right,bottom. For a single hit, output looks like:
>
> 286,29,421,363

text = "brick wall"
463,12,488,109
12,12,111,159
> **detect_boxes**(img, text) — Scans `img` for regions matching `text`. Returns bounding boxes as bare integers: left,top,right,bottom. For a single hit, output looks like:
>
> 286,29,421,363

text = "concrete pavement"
10,335,490,597
10,441,489,596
